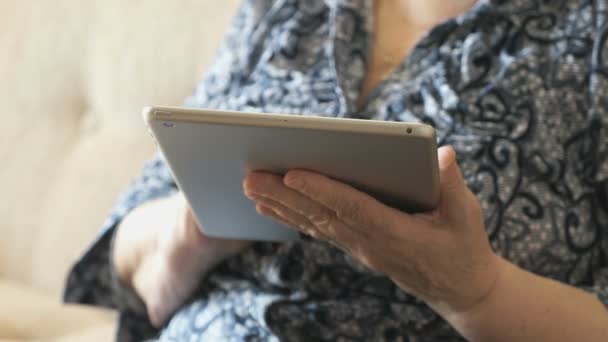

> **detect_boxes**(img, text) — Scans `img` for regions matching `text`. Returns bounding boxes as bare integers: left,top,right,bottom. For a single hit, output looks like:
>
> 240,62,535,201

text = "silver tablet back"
145,107,439,241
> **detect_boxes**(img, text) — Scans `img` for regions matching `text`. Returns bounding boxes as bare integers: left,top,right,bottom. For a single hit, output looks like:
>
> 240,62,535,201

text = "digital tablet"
144,106,440,241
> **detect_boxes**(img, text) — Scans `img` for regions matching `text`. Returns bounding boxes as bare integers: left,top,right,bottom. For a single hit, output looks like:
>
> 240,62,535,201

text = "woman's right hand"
112,192,251,327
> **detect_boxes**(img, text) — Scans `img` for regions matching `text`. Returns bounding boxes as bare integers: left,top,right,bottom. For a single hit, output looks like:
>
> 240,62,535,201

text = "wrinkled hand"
113,193,251,327
243,146,501,317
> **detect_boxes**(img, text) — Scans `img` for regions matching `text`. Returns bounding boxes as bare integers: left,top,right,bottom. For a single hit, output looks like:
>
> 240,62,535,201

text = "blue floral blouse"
64,0,608,341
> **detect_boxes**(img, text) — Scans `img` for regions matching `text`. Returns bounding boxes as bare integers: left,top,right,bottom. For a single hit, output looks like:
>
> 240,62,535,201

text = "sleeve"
584,265,608,307
580,118,608,306
63,0,278,337
183,0,279,109
581,21,608,306
63,154,177,339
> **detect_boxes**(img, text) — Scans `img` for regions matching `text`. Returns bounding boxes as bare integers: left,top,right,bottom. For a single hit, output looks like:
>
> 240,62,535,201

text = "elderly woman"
65,0,608,341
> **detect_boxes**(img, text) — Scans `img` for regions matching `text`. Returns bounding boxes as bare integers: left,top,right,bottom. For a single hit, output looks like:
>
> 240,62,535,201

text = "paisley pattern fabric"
64,0,608,340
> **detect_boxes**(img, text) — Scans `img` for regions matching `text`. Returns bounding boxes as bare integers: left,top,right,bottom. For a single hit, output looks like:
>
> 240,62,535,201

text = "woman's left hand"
243,146,503,317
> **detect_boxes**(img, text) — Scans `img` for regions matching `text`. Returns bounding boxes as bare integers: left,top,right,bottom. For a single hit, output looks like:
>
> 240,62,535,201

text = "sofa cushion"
0,0,240,294
0,278,116,339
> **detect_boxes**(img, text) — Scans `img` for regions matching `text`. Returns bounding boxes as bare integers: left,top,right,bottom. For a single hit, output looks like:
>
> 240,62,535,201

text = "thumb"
437,146,469,220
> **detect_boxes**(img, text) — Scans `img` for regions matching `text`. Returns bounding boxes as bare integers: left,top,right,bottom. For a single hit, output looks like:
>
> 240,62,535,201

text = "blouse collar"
328,0,505,117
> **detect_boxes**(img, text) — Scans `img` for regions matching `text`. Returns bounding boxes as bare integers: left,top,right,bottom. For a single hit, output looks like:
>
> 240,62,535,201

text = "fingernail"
283,173,300,189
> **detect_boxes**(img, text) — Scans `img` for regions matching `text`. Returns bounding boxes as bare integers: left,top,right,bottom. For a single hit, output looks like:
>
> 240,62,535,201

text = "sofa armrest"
0,279,116,340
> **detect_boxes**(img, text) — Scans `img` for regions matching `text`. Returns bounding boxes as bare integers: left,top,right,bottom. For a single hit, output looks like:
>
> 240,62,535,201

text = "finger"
244,172,343,229
436,146,476,222
255,195,367,253
283,169,409,228
256,203,303,230
254,195,315,229
256,204,325,241
256,203,293,227
255,199,327,241
438,146,465,195
244,172,375,245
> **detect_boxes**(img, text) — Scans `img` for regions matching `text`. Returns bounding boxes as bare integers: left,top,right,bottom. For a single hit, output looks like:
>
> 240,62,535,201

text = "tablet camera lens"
406,127,413,134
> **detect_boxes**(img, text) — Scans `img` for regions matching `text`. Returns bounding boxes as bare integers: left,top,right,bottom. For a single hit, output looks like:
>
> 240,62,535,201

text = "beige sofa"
0,0,239,340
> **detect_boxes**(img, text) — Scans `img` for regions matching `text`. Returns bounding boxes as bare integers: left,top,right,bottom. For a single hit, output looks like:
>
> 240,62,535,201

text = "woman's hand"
243,146,501,318
112,193,251,327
